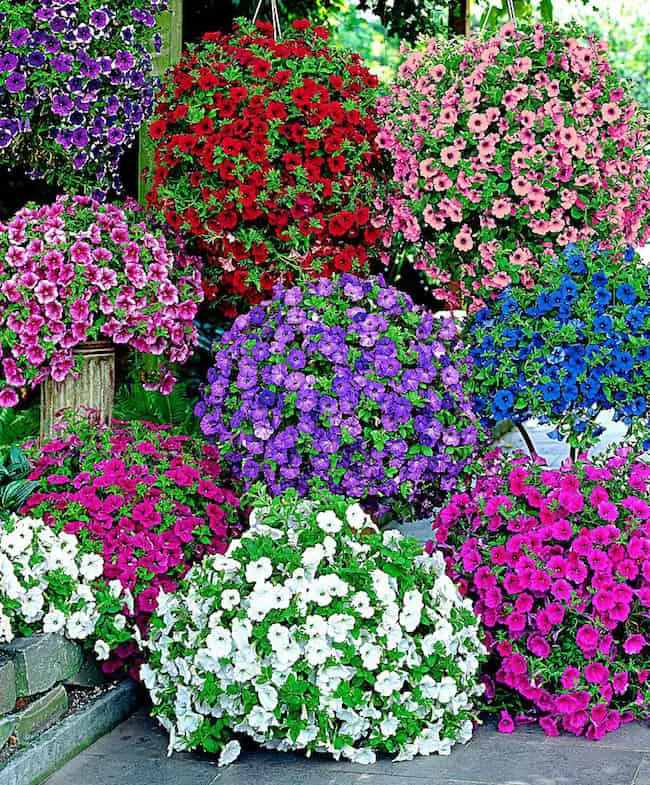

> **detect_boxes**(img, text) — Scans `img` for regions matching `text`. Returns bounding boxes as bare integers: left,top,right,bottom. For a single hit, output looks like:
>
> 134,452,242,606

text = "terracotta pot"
40,340,116,440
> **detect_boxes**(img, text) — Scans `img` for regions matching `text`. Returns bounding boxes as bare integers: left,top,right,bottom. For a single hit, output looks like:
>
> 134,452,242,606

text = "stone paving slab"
44,708,650,785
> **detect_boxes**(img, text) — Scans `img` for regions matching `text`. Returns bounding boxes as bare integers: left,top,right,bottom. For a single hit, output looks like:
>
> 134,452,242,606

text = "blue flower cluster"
0,0,166,196
467,244,650,449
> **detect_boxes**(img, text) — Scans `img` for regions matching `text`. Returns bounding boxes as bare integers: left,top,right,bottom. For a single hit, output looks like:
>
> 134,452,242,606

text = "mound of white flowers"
0,513,133,661
142,488,486,765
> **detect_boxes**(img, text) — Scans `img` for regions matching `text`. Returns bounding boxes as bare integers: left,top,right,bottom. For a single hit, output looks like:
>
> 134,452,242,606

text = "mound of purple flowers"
0,0,166,196
196,275,482,516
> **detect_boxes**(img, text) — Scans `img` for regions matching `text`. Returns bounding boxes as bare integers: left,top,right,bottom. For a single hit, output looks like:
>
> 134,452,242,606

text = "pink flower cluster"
0,194,204,404
24,419,242,677
377,22,650,311
431,447,650,739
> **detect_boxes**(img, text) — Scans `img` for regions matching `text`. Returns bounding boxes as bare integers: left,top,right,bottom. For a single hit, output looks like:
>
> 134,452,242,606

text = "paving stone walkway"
44,418,648,785
44,706,650,785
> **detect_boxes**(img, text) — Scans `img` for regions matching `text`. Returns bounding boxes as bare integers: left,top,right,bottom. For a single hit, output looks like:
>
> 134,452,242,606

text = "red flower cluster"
147,18,383,313
24,419,242,678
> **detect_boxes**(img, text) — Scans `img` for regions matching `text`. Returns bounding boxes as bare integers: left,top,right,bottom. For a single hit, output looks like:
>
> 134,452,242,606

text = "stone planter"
40,341,116,440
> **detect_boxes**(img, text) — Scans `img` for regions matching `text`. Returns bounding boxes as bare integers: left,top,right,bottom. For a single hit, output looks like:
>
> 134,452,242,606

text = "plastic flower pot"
40,341,115,439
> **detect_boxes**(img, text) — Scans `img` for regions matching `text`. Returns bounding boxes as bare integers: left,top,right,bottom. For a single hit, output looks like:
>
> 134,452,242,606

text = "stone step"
0,635,82,698
0,658,16,715
1,685,68,749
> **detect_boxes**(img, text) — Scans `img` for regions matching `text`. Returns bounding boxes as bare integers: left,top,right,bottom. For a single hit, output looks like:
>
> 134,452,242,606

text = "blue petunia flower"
616,284,636,305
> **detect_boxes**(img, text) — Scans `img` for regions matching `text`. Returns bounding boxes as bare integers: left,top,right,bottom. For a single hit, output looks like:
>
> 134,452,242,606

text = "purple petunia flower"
0,53,18,72
106,126,125,145
0,0,167,193
51,94,73,115
90,10,109,28
9,28,30,47
4,72,26,93
71,127,89,148
114,50,135,72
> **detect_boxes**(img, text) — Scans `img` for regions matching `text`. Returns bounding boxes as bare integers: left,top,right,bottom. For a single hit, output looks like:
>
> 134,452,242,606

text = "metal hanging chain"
252,0,282,40
480,0,516,34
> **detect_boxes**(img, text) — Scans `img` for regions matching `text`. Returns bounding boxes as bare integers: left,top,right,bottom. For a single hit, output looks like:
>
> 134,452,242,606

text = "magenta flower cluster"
0,194,204,405
431,447,650,739
197,274,482,516
377,22,650,311
24,418,242,677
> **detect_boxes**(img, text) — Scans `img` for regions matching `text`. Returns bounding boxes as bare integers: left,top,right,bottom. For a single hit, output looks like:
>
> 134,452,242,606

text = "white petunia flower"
359,642,382,671
94,639,111,660
380,715,399,737
305,636,331,666
42,607,66,634
267,623,290,651
79,552,104,581
221,589,240,611
350,591,374,619
342,745,376,765
304,615,328,637
375,670,405,696
218,740,241,767
316,510,342,534
256,684,278,711
206,627,232,659
301,543,325,569
345,503,371,531
245,557,273,584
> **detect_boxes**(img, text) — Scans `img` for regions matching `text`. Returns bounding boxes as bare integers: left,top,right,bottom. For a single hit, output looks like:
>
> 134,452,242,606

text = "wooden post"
138,0,184,205
40,342,116,439
449,0,471,36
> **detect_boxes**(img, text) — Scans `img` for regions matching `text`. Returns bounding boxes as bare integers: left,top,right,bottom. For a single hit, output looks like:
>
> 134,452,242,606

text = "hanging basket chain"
480,0,517,34
252,0,282,40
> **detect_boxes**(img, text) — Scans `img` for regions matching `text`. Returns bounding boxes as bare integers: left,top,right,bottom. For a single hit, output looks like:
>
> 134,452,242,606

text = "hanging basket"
40,341,116,440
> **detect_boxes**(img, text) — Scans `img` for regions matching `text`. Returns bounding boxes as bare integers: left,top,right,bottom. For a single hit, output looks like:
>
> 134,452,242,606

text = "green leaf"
540,0,554,22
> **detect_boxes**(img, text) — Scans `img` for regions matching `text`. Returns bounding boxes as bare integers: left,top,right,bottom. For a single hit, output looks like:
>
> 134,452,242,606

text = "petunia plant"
377,22,650,311
0,0,166,197
143,486,486,764
147,18,383,313
432,447,650,739
467,243,650,452
196,274,483,517
24,417,242,676
0,195,203,406
0,511,133,657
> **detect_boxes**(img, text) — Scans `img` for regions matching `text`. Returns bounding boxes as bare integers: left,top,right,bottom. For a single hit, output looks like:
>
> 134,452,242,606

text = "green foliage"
329,1,401,83
0,405,39,455
113,381,199,431
0,445,38,512
576,6,650,107
227,0,450,41
475,0,649,108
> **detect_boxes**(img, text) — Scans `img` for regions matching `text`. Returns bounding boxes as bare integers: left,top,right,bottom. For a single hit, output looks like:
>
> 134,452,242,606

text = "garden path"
44,418,649,785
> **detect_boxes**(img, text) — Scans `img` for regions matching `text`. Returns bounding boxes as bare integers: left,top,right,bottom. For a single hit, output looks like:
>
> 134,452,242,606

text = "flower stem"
515,422,537,457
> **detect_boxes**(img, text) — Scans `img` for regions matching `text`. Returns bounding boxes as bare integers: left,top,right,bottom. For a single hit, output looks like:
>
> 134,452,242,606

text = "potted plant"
196,273,483,518
147,18,384,314
377,22,650,312
467,243,650,454
0,0,167,197
0,195,203,435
